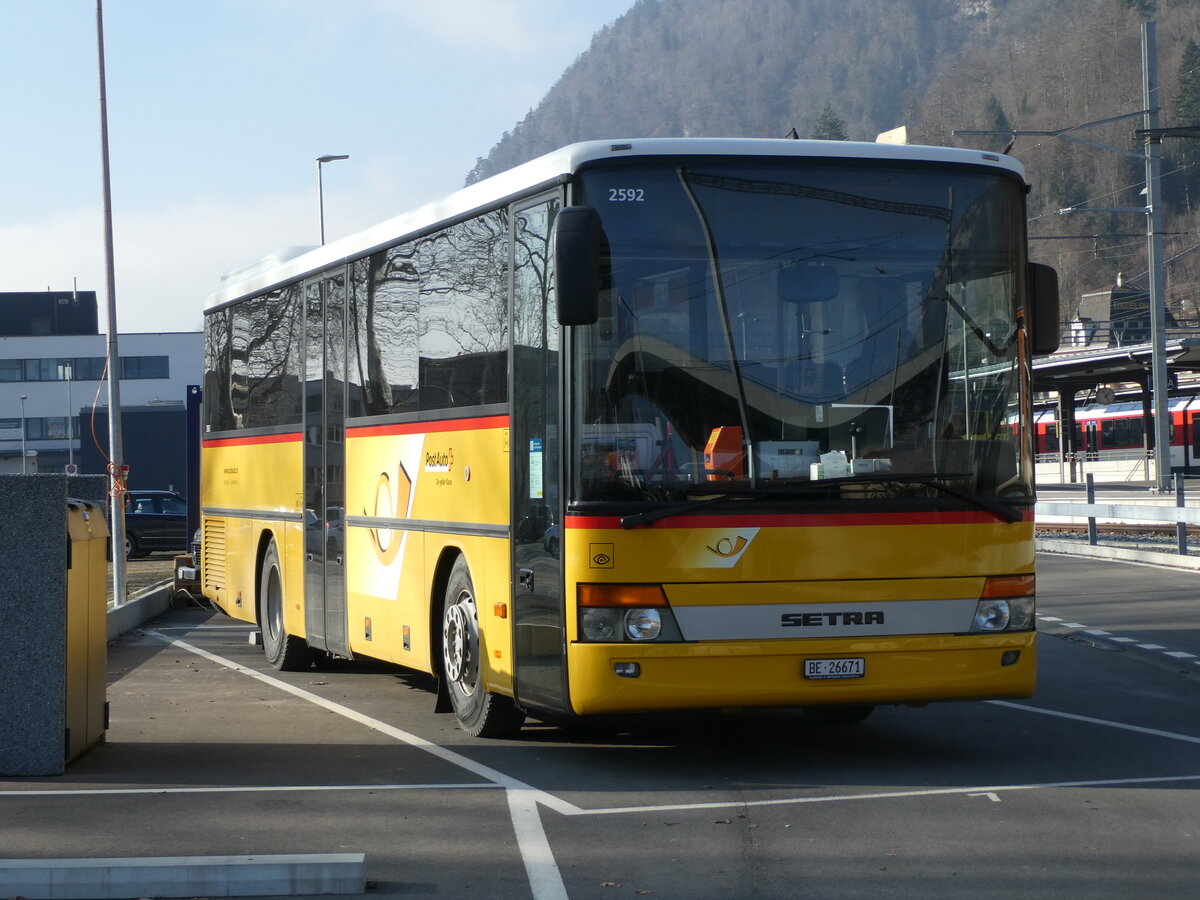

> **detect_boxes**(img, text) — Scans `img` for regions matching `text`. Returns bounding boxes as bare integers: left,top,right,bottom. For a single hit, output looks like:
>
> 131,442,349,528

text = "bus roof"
205,137,1028,311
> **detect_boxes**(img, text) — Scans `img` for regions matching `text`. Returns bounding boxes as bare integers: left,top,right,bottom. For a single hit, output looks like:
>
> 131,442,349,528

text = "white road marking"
987,700,1200,745
141,631,579,900
508,789,568,900
569,773,1200,816
968,792,1002,802
0,783,497,798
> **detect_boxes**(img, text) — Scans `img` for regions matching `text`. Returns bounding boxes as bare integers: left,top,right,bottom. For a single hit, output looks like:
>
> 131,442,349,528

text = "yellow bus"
199,138,1059,736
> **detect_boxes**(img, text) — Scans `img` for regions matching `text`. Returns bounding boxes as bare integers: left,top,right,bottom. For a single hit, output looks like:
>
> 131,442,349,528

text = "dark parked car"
121,490,188,558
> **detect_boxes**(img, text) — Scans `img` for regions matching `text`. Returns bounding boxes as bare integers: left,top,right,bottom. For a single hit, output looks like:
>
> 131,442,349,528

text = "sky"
0,0,635,334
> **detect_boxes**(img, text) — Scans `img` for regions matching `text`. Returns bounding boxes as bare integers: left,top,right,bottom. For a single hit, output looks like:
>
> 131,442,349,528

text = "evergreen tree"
811,104,848,141
983,95,1013,152
1167,39,1200,212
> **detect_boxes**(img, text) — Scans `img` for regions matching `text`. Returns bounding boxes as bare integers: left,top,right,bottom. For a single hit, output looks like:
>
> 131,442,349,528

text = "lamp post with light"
317,154,349,245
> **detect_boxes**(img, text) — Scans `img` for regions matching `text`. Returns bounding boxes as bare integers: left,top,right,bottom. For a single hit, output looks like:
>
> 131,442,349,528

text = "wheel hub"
443,600,477,686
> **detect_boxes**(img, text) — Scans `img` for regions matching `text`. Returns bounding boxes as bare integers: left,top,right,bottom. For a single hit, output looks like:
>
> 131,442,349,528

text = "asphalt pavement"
3,549,1198,899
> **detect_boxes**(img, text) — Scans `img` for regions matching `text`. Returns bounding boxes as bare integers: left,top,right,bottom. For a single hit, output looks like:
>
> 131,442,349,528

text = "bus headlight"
972,598,1011,632
577,584,683,642
971,575,1036,633
581,608,622,642
624,608,662,641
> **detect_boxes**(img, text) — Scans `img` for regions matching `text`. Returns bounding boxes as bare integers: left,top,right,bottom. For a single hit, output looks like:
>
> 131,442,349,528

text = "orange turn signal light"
578,583,669,608
981,574,1035,599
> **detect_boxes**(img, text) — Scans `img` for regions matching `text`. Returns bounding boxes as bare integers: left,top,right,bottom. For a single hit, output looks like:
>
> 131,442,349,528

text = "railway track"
1036,521,1200,538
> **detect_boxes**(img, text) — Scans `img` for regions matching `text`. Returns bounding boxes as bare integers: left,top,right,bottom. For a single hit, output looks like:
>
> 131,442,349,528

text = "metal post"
19,395,28,474
317,154,349,245
1176,473,1187,556
65,362,74,469
1142,22,1171,493
1086,473,1097,546
97,0,127,603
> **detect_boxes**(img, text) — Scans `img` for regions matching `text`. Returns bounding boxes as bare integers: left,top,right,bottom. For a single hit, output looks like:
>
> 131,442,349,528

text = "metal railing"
1036,472,1197,557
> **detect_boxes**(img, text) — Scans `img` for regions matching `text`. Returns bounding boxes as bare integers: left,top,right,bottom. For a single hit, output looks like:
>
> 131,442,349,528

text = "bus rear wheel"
260,539,312,671
441,556,524,738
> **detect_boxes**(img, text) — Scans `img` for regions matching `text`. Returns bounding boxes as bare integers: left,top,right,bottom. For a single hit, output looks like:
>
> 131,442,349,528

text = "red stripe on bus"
349,415,510,437
564,509,1033,529
202,432,301,448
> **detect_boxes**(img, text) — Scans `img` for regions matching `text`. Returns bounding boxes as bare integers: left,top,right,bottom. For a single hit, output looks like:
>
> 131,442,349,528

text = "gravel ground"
1036,528,1200,555
106,554,178,604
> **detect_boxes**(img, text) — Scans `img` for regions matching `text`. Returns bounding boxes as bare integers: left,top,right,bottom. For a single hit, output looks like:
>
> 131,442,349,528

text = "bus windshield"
571,159,1029,506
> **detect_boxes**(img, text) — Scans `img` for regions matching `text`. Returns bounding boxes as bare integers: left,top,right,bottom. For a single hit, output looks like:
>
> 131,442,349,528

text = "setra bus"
199,138,1059,736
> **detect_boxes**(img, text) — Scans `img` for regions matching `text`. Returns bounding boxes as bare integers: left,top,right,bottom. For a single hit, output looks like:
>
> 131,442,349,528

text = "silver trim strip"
671,599,980,642
202,507,304,522
350,516,508,539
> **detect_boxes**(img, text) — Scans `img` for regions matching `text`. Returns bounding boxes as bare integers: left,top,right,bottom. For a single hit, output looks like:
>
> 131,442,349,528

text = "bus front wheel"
441,556,524,738
260,540,312,672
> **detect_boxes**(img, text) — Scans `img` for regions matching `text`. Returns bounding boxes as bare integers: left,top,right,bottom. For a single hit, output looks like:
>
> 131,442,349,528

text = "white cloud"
1,147,485,336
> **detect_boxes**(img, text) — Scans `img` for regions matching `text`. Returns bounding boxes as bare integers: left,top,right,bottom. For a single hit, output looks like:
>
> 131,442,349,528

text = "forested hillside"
468,0,1200,324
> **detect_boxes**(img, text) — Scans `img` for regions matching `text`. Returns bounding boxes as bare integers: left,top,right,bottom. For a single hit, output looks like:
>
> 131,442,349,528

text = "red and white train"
1033,396,1200,471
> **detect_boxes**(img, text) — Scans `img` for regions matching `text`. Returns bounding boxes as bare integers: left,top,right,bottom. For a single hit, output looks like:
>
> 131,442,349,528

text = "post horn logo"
707,535,748,558
367,463,412,564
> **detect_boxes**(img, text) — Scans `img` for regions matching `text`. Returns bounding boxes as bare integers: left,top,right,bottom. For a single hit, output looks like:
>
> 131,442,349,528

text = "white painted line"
144,631,578,815
508,789,568,900
1084,630,1111,636
988,700,1200,746
569,773,1200,816
1137,643,1166,650
1164,651,1198,659
1109,637,1138,643
0,783,498,798
142,631,580,900
1039,616,1063,622
1061,622,1087,629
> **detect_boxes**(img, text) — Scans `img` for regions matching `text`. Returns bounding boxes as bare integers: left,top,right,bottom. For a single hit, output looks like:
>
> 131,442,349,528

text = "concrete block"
0,853,366,899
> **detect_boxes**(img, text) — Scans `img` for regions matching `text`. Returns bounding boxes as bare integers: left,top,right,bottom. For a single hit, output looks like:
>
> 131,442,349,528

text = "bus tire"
441,556,524,738
260,539,312,672
801,704,875,725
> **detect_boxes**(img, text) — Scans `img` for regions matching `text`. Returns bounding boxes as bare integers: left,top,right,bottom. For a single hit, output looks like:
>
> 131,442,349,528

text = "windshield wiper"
618,472,1023,529
620,490,753,529
782,472,1024,523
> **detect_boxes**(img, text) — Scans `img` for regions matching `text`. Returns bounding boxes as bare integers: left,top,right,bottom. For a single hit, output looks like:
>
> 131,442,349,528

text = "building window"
122,356,170,379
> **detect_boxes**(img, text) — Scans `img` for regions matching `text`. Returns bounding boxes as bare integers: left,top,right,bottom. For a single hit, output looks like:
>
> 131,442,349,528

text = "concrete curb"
0,852,365,899
106,581,173,640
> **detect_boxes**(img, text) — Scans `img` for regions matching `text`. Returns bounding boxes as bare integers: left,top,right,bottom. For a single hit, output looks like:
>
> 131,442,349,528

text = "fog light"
1001,650,1021,667
614,662,641,678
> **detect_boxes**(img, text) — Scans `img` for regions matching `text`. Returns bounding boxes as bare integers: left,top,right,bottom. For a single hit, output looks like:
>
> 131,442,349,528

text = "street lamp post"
317,154,349,245
19,395,27,474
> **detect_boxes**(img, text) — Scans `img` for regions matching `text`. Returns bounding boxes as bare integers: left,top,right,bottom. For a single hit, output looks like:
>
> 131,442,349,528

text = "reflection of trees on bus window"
348,208,510,418
203,285,304,434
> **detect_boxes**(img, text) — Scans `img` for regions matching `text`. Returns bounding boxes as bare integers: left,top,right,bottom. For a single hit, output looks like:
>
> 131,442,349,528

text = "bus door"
510,196,566,713
303,270,349,657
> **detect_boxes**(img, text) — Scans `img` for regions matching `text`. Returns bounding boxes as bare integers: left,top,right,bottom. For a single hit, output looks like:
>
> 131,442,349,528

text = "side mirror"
1028,262,1060,355
553,206,602,326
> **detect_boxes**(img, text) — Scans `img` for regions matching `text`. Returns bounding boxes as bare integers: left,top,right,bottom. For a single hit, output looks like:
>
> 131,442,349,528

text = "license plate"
804,657,865,680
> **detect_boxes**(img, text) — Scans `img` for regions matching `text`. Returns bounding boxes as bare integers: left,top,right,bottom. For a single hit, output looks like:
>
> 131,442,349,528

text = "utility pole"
97,0,127,602
1141,21,1171,493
